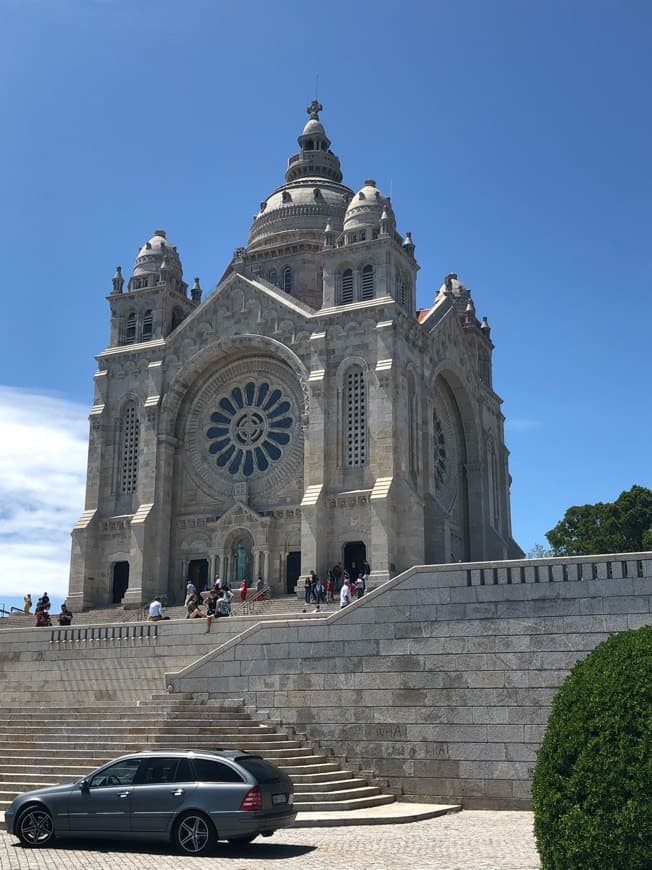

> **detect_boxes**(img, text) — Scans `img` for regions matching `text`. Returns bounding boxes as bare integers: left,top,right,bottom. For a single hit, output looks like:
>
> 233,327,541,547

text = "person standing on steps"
239,578,249,613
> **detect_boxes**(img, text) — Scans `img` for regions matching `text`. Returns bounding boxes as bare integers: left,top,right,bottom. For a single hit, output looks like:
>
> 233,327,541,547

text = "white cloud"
0,386,88,598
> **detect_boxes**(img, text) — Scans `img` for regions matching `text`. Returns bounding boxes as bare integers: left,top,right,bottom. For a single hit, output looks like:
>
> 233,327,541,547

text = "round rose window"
206,381,293,477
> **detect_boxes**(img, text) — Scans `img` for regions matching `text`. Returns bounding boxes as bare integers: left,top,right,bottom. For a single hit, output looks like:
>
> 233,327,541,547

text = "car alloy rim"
20,809,53,844
178,815,209,853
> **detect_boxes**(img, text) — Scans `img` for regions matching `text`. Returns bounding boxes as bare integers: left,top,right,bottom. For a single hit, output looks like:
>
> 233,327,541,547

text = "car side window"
140,757,180,785
89,759,142,788
173,758,194,783
193,759,245,783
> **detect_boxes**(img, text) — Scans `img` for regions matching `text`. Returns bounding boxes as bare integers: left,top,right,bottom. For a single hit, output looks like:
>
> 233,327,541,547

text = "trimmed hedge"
532,625,652,869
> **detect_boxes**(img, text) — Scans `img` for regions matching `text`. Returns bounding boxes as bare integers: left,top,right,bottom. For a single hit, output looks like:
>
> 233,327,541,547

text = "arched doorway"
187,559,208,590
112,562,129,603
286,551,301,594
343,541,366,580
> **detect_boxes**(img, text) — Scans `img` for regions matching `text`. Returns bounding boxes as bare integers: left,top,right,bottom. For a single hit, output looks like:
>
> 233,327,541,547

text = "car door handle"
172,789,185,797
118,791,130,798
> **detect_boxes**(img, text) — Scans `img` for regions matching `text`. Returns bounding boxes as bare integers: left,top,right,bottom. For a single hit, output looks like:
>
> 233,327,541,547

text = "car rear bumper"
208,808,297,838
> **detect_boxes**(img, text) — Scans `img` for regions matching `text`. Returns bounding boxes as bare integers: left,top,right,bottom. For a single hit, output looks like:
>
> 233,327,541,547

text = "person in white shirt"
340,579,352,608
148,598,164,621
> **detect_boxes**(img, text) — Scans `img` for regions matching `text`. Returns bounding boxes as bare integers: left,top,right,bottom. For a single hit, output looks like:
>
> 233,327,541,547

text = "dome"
343,179,395,232
133,229,183,278
302,117,326,138
247,102,354,251
248,178,353,250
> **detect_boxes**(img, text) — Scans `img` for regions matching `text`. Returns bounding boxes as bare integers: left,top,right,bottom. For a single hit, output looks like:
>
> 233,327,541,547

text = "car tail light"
240,786,262,811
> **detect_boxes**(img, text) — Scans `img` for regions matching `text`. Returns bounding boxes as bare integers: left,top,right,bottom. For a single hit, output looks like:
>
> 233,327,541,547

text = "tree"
532,626,652,869
527,543,554,559
546,485,652,556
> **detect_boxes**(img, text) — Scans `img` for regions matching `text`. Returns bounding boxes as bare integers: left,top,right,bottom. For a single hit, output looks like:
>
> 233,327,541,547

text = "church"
68,102,521,611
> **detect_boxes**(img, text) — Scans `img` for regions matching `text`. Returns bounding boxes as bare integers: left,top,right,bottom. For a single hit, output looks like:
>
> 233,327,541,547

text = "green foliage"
532,626,652,870
546,485,652,556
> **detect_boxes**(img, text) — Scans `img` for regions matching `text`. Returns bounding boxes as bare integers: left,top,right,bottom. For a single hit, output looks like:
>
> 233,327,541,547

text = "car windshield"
234,756,283,783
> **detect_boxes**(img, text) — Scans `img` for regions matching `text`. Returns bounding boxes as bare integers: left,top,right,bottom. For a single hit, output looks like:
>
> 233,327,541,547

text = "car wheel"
16,806,55,847
174,811,216,855
228,834,258,845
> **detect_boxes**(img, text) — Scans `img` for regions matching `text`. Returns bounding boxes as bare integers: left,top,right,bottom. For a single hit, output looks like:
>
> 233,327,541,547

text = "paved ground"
0,811,540,869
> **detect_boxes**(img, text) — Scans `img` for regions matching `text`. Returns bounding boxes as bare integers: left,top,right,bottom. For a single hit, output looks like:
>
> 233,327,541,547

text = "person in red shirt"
239,579,249,610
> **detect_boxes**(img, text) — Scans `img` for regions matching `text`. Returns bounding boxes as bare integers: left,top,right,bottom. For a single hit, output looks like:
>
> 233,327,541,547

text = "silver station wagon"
5,750,296,855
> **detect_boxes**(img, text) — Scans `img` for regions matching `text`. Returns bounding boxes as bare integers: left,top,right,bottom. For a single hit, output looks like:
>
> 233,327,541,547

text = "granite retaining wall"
165,553,652,809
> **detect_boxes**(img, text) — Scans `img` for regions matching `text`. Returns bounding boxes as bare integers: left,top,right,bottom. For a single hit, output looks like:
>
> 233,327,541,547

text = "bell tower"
107,229,199,348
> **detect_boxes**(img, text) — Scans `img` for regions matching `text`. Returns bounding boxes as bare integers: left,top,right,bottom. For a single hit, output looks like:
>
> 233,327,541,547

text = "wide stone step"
0,766,90,779
288,769,357,783
0,724,275,737
0,730,273,746
277,761,341,775
0,704,241,716
294,793,397,812
293,777,369,793
293,785,382,802
0,713,267,724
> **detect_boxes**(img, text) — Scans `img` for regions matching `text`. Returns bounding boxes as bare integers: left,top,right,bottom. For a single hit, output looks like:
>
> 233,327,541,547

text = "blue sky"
1,0,650,609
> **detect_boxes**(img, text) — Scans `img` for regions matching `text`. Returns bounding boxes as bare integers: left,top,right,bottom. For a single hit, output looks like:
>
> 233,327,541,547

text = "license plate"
272,793,287,805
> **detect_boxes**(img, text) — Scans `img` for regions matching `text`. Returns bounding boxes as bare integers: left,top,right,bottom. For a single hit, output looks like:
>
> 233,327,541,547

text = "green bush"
532,625,652,869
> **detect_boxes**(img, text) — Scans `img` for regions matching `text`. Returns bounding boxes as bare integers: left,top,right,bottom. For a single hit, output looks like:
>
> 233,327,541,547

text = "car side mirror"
79,779,89,791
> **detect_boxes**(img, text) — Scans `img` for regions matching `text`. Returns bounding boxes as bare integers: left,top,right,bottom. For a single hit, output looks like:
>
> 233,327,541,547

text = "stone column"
300,333,329,581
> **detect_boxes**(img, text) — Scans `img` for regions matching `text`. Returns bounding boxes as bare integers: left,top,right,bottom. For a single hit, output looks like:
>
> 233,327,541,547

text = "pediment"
165,272,314,363
211,500,270,531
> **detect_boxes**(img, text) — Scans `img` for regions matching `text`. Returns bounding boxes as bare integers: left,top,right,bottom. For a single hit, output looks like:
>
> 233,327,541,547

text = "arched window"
345,366,366,467
283,268,292,293
361,265,374,300
142,310,153,341
120,404,140,494
125,312,137,344
341,269,354,304
269,269,278,287
171,307,184,330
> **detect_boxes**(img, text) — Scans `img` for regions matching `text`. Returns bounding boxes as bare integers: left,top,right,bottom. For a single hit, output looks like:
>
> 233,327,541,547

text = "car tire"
174,811,217,855
16,806,55,847
228,834,258,845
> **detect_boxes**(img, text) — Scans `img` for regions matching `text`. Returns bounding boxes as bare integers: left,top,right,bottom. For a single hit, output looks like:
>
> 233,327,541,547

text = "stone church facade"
68,102,521,611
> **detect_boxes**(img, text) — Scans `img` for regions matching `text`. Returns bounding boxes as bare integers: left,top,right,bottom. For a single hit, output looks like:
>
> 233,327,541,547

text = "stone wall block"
603,595,650,614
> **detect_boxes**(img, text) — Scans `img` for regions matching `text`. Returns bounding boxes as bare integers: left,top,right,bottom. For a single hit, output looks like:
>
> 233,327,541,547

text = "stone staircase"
0,693,396,814
0,595,335,628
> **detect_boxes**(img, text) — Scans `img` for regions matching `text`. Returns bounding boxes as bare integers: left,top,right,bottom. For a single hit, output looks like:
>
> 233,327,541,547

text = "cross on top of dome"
307,99,323,120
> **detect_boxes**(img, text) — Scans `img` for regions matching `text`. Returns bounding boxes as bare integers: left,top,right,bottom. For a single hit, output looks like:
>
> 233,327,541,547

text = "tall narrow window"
269,269,278,287
283,268,292,293
488,440,500,527
125,312,137,344
361,265,374,300
341,269,353,304
407,376,417,475
120,405,140,494
396,273,408,307
345,367,366,467
142,310,153,341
